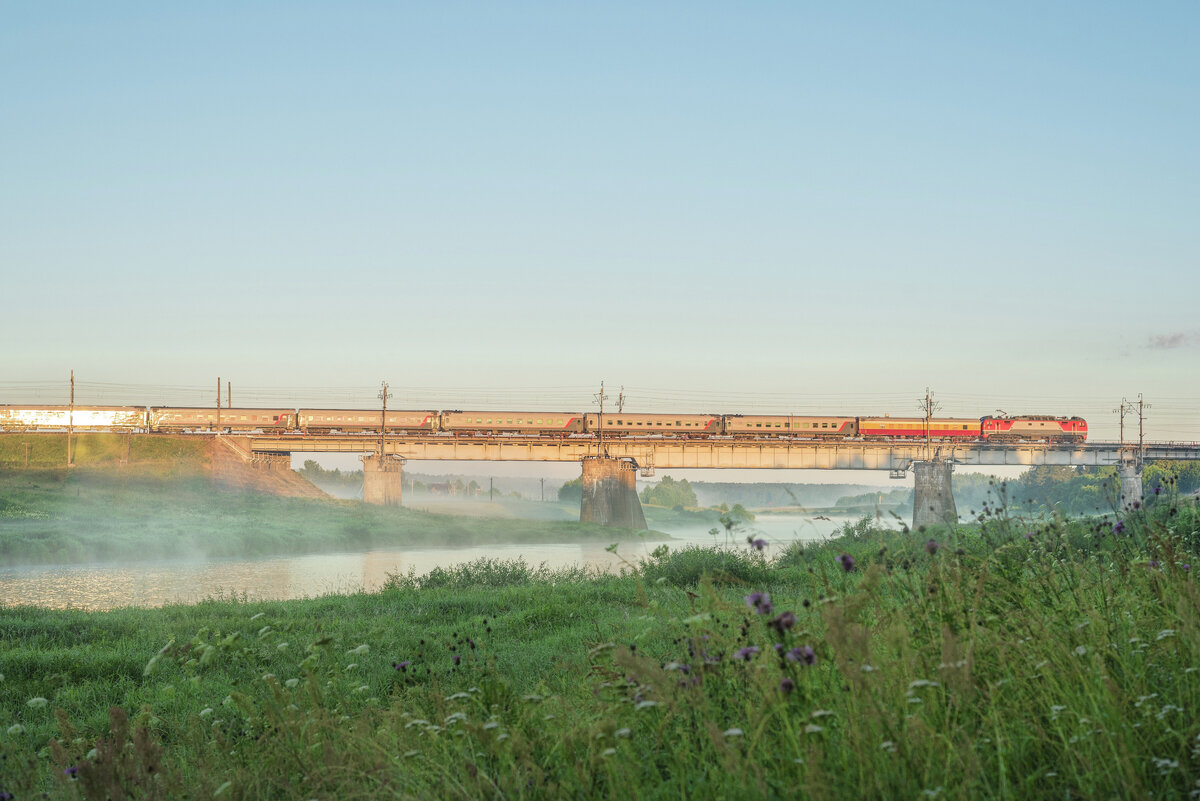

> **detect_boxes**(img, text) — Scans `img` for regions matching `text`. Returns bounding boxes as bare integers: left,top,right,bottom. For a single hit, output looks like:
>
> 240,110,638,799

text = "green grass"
0,433,210,469
2,489,1198,798
0,468,647,567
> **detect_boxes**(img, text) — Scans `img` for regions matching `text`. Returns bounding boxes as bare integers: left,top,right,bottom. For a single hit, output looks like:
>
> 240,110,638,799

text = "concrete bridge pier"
1119,460,1144,512
580,456,647,529
913,458,958,530
363,454,404,506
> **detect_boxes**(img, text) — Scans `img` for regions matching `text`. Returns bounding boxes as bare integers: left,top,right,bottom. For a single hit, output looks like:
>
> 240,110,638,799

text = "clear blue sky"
3,2,1198,440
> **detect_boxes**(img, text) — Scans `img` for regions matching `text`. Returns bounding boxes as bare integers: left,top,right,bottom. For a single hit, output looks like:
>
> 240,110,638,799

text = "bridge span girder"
246,436,1200,470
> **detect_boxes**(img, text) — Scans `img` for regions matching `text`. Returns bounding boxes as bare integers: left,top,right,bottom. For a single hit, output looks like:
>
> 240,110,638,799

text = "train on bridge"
0,405,1089,443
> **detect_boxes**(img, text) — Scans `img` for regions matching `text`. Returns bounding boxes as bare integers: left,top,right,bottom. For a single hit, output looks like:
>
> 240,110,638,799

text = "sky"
2,2,1198,443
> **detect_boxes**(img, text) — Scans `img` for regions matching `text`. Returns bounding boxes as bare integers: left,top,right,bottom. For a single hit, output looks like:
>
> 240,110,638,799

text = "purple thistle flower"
452,654,461,665
1147,560,1160,570
744,592,773,615
779,677,796,694
64,765,79,777
1113,520,1126,535
1132,500,1141,510
837,553,855,572
734,646,760,661
924,540,940,556
392,661,411,671
768,611,797,634
749,538,768,551
1153,486,1163,495
1183,564,1191,571
786,645,817,665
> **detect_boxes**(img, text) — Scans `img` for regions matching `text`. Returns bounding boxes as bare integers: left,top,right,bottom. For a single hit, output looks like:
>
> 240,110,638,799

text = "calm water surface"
0,514,879,611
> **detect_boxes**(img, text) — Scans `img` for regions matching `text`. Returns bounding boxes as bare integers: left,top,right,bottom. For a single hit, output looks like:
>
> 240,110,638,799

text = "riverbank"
2,497,1198,799
0,468,648,567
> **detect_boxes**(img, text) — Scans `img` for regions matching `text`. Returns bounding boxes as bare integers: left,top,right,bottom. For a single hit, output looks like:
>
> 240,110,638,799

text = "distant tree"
728,503,755,523
640,476,698,508
558,477,583,503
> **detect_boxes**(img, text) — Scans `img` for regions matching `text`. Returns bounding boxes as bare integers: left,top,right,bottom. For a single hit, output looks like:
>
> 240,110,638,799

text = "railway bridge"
241,434,1200,529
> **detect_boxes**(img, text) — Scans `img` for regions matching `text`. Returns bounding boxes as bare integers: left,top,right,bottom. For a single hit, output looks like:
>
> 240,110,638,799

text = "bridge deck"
247,435,1200,470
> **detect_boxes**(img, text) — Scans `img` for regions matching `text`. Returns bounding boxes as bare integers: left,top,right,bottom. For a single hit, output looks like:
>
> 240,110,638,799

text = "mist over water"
0,511,876,611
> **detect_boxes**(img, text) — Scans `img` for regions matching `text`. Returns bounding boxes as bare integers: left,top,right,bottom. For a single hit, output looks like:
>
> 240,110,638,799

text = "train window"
676,421,681,426
822,422,828,428
486,419,492,424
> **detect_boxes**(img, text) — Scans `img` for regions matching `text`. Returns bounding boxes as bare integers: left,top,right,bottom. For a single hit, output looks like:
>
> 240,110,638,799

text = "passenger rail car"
0,405,147,431
148,407,295,433
298,409,438,434
725,415,857,438
440,411,585,435
583,412,720,436
858,417,982,440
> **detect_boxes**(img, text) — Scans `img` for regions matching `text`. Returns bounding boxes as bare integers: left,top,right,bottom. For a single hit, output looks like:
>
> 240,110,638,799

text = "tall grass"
2,492,1198,798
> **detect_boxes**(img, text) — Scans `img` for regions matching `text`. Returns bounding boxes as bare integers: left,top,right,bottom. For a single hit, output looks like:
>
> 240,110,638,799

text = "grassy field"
0,468,645,567
2,486,1198,798
0,434,209,469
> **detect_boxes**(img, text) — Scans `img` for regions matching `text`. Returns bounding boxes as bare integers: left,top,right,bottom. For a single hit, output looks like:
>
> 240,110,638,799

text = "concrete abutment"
580,456,647,529
913,459,958,530
363,454,404,506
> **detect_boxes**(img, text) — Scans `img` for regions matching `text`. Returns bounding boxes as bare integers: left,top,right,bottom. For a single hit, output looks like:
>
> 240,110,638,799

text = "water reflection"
0,514,880,611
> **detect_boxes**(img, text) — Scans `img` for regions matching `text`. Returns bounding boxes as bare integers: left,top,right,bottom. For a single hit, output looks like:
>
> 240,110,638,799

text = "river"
0,513,878,611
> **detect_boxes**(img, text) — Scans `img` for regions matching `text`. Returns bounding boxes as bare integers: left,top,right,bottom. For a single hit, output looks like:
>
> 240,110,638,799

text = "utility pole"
378,381,392,458
593,381,609,457
617,386,625,414
918,387,939,460
216,376,222,432
227,381,231,410
67,370,74,467
1113,398,1130,447
1137,393,1151,463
